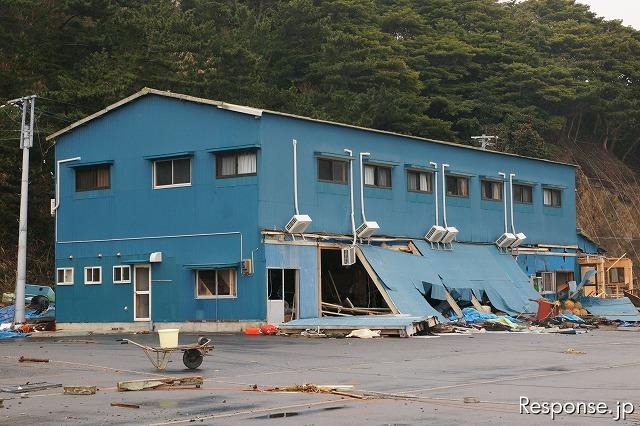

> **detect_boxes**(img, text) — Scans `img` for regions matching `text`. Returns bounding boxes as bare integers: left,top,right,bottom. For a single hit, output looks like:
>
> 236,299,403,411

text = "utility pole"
5,95,36,324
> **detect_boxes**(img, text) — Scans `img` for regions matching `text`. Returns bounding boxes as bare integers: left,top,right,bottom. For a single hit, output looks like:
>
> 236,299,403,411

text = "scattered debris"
64,386,97,395
463,396,480,403
111,402,140,409
345,329,381,338
117,376,203,392
1,382,62,394
18,356,49,363
563,348,586,355
249,383,367,399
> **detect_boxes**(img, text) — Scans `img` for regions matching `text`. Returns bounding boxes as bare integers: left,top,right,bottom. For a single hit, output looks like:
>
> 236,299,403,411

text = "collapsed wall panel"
359,242,539,318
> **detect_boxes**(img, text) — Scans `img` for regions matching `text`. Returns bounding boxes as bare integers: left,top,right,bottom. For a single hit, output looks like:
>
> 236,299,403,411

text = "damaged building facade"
48,88,579,331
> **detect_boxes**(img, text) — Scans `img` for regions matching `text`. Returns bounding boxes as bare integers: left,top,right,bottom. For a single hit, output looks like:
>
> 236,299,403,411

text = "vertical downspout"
499,172,507,233
429,162,439,226
441,163,450,228
359,152,370,223
344,149,357,245
292,139,299,215
509,173,516,234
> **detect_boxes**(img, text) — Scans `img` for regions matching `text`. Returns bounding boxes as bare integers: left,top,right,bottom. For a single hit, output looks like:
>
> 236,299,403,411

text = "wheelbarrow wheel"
183,349,203,369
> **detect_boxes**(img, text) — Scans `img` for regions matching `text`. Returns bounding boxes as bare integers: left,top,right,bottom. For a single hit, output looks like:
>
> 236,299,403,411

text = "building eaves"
46,87,577,168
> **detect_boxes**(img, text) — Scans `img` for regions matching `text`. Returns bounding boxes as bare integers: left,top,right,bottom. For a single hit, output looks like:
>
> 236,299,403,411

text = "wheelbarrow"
117,336,213,370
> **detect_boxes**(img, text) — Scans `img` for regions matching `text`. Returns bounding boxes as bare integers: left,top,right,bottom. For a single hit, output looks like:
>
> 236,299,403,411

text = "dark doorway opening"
320,248,390,316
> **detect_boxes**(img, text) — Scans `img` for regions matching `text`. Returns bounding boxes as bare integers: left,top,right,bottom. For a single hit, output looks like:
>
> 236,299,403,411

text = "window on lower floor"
56,267,74,285
608,267,625,283
196,268,237,298
75,165,110,191
216,150,257,178
113,265,131,284
364,164,392,188
317,158,348,184
543,188,562,207
481,180,502,201
446,175,469,197
407,170,432,193
154,158,191,188
84,266,102,285
513,184,533,204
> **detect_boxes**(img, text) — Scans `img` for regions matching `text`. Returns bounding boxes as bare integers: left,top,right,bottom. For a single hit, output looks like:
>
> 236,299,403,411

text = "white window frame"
153,158,192,189
113,265,131,284
56,267,74,285
84,266,102,285
195,269,237,299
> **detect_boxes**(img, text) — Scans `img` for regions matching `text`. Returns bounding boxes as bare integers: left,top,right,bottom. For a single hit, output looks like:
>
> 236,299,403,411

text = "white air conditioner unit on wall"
440,227,459,244
495,232,517,248
425,225,447,243
510,232,527,248
356,221,379,238
342,246,356,266
285,214,312,234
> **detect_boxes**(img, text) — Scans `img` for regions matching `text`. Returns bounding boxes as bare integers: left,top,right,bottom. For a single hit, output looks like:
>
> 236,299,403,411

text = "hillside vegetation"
1,0,639,292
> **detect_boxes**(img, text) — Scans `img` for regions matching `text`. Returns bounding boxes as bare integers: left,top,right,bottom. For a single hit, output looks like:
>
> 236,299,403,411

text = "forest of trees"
1,0,639,291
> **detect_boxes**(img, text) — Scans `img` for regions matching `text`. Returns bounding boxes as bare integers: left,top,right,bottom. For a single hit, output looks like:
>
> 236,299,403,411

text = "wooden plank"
117,376,203,392
470,295,484,311
64,386,97,395
443,288,464,319
355,247,399,314
111,402,140,409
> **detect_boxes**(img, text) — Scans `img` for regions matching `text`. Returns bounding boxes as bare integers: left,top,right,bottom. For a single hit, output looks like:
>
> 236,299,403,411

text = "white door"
134,265,151,321
267,269,285,324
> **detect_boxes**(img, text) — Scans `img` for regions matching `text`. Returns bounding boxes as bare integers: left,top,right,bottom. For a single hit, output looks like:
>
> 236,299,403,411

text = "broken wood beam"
111,402,140,409
443,289,464,319
64,386,97,395
18,356,49,363
117,376,203,392
470,295,484,311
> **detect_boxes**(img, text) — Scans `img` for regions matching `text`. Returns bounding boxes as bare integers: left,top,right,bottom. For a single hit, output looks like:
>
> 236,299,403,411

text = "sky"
576,0,640,29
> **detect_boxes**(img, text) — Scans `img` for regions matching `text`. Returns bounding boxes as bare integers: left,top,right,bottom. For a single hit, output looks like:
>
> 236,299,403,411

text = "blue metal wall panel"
55,95,265,322
264,244,319,319
257,113,577,245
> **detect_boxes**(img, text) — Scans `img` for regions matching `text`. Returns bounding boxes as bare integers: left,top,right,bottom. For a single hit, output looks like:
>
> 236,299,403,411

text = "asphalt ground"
0,329,639,425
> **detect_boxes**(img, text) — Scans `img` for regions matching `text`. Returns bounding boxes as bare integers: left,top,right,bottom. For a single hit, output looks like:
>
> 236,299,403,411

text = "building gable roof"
47,87,576,167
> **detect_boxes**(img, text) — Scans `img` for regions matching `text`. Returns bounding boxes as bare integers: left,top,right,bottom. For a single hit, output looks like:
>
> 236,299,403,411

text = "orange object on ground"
243,327,261,335
533,298,559,320
260,324,278,335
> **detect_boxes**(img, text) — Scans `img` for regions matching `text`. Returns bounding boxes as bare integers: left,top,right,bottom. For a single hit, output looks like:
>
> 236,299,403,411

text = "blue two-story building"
47,88,578,331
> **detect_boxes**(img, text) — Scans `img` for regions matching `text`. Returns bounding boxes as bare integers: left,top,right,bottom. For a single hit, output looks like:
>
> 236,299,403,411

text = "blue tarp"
578,297,640,321
0,304,56,323
359,242,540,320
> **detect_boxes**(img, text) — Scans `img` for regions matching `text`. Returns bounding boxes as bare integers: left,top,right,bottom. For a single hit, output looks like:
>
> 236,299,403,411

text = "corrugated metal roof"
46,87,577,167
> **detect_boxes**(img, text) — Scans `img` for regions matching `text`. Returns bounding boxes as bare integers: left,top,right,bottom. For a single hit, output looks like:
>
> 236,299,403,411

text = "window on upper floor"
364,164,392,188
407,170,432,193
608,267,625,283
75,165,111,192
84,266,102,285
113,265,131,284
446,175,469,197
216,150,257,178
543,188,562,207
196,268,237,298
154,158,191,188
481,180,502,201
317,158,348,184
513,184,533,204
56,267,74,285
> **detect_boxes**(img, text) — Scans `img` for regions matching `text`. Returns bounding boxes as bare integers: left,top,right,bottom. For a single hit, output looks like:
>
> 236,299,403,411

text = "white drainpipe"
344,149,357,245
359,152,371,223
429,162,439,226
509,173,516,234
292,139,300,215
441,163,450,228
499,172,508,234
